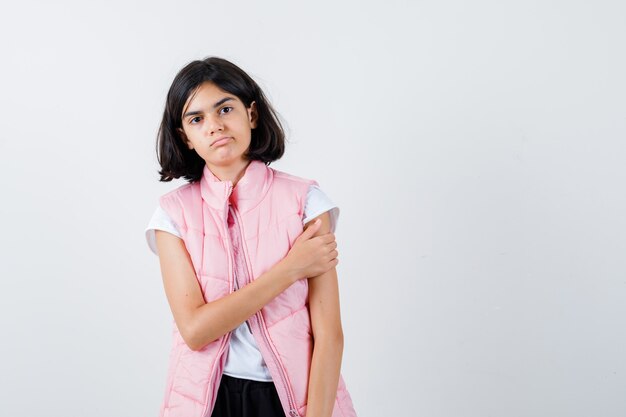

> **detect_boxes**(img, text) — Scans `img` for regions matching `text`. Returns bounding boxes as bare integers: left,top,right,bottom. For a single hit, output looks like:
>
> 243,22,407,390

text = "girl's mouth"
211,137,232,147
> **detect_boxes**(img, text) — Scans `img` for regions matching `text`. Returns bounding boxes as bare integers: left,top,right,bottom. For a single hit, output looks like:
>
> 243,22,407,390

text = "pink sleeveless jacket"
158,160,357,417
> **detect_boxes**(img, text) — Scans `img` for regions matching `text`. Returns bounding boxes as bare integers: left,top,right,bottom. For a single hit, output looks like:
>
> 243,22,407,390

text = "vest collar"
200,159,273,213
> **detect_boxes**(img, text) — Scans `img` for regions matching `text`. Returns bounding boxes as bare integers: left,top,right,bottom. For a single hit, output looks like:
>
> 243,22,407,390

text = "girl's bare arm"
304,211,344,417
155,218,337,351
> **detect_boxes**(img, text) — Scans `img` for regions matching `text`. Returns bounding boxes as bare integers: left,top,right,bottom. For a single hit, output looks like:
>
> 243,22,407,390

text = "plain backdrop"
1,1,625,416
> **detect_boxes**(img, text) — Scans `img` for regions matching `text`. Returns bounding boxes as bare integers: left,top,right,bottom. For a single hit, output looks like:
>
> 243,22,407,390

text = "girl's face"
179,81,257,171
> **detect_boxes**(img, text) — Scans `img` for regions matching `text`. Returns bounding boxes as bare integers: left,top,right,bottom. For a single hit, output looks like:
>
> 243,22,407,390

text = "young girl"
145,57,357,417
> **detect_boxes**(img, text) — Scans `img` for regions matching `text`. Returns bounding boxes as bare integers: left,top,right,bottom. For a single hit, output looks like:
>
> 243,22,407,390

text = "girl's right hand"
282,218,339,283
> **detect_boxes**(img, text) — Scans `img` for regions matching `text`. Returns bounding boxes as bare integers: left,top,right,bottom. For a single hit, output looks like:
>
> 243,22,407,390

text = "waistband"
219,374,277,393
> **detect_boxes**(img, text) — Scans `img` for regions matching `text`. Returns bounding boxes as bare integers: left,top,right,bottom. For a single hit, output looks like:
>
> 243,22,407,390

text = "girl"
145,57,357,417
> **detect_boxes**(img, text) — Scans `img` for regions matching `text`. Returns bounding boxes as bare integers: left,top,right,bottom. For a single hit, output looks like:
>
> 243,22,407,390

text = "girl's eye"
220,106,233,114
190,116,202,124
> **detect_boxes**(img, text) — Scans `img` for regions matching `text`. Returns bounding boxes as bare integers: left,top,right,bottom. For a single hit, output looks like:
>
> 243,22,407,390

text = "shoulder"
267,167,320,211
270,166,319,188
158,181,201,213
158,181,198,205
157,181,201,233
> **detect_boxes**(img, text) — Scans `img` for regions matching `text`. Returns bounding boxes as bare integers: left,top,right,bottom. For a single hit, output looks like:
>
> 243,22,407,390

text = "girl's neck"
207,159,251,188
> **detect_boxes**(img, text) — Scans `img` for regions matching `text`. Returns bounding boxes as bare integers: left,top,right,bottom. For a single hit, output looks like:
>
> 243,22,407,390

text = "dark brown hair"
156,57,285,182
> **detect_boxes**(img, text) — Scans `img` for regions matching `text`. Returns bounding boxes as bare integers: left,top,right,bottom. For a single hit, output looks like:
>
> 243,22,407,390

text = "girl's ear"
248,101,258,129
177,127,194,149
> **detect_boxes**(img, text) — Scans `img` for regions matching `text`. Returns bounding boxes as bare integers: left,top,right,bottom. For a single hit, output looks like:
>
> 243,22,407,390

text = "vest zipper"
202,183,235,417
230,204,301,417
253,312,300,417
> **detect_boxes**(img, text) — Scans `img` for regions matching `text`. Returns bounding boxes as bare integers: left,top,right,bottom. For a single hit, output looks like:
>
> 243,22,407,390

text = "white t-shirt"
145,184,339,381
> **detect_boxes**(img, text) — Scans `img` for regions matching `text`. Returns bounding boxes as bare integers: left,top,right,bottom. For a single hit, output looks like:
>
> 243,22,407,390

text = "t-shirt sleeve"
302,184,340,233
144,205,183,256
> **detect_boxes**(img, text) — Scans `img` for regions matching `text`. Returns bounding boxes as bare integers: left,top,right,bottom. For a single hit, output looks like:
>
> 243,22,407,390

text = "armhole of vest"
159,194,187,236
302,179,320,220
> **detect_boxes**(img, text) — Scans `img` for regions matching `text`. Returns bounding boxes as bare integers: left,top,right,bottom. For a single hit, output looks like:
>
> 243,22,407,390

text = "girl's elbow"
336,330,345,347
180,322,213,351
183,332,215,351
184,337,204,352
180,327,200,351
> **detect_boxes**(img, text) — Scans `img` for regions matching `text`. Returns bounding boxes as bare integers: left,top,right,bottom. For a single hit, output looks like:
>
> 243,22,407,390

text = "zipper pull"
227,182,234,208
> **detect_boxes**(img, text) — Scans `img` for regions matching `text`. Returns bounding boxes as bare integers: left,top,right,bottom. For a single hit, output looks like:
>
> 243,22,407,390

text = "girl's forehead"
189,82,235,102
182,82,242,115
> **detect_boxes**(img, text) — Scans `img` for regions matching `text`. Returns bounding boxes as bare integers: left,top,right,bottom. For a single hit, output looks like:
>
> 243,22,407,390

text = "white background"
1,1,625,416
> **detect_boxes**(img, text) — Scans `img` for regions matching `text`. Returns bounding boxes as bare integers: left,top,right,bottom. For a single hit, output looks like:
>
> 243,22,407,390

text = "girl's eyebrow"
183,97,234,118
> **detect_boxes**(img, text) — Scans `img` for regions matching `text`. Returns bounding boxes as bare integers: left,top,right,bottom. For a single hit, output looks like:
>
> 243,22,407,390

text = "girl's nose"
206,115,224,134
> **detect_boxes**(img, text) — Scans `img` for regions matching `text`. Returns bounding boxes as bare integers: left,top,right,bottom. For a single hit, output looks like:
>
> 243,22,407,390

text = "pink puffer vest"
158,159,357,417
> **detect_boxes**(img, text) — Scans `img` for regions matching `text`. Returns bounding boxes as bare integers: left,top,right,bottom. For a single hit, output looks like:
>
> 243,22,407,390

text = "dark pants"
211,374,286,417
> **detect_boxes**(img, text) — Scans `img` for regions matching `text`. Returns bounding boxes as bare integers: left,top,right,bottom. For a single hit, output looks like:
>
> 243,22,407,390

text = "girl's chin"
205,154,247,167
